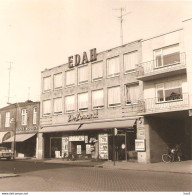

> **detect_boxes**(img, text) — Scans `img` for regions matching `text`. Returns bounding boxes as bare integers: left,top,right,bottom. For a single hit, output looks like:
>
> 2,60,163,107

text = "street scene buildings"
0,18,192,164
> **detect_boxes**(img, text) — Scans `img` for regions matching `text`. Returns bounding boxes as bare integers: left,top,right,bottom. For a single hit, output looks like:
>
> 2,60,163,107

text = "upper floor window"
21,109,27,126
65,95,75,113
156,80,182,103
124,51,138,73
43,100,51,116
43,76,51,92
92,61,103,81
5,112,10,127
108,86,121,107
92,89,104,109
154,44,180,68
66,69,75,87
33,107,37,125
54,73,62,90
53,98,62,115
78,92,88,111
125,84,139,104
78,65,88,85
107,56,120,78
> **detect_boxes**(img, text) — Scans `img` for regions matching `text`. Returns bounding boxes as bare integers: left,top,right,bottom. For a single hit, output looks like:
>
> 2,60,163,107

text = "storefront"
40,118,137,161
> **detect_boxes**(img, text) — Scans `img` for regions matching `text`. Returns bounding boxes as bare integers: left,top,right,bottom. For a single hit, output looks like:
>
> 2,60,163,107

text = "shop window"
5,112,10,127
65,69,75,87
65,95,75,113
78,65,88,85
108,86,121,107
43,76,51,92
156,80,183,103
21,109,27,126
92,89,104,109
78,92,88,111
154,44,180,68
92,61,103,81
53,98,62,115
124,51,138,73
33,107,37,125
125,84,139,104
43,100,51,116
107,56,120,78
54,73,62,90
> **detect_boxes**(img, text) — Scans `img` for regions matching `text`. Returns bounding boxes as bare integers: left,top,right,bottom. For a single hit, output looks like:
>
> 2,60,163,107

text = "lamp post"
10,117,16,160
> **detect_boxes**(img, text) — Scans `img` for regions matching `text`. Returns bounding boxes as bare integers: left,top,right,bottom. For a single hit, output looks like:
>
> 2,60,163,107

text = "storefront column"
36,133,44,159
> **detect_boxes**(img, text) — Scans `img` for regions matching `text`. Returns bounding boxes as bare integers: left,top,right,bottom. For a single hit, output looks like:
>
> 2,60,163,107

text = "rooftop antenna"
28,87,31,100
7,62,13,104
113,8,131,46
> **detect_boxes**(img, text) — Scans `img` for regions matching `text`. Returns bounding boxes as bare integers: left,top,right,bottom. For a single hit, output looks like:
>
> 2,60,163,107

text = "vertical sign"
62,137,69,157
77,145,81,154
86,144,91,154
99,134,108,159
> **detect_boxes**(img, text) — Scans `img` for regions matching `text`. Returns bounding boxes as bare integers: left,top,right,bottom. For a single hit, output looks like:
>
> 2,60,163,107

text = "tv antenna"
7,61,13,104
113,8,131,46
28,87,31,100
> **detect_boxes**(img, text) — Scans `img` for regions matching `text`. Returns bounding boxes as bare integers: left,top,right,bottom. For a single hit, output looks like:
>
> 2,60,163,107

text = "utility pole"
113,8,131,46
7,62,13,104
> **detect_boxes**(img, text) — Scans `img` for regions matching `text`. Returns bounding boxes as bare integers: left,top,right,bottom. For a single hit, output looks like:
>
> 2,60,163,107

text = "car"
0,147,13,160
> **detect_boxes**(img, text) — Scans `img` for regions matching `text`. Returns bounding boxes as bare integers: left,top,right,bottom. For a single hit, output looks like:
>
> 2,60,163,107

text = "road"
0,160,191,191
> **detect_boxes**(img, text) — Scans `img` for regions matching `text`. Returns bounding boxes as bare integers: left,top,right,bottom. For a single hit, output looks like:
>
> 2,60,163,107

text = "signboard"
16,126,38,132
85,136,88,143
86,144,91,154
135,139,146,151
62,137,69,156
99,134,108,159
77,145,81,154
69,136,85,142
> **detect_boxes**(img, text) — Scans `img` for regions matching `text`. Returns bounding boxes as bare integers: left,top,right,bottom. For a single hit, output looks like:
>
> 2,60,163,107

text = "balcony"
137,93,189,115
136,52,186,81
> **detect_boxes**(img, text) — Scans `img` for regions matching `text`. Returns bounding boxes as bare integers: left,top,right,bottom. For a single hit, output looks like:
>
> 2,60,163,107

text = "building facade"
38,40,143,161
0,100,40,158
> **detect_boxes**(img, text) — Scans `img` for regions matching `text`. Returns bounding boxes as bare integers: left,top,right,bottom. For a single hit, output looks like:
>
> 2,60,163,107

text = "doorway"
50,137,62,158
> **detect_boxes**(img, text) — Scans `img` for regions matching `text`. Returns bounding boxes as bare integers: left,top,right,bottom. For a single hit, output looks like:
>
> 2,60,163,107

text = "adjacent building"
0,100,40,158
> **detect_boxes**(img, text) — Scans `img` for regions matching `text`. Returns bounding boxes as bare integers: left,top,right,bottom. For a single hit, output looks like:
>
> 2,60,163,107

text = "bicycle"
162,148,176,163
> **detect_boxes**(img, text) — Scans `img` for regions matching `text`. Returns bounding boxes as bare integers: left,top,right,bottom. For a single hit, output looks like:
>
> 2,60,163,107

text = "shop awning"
40,119,136,133
0,132,11,144
3,133,36,143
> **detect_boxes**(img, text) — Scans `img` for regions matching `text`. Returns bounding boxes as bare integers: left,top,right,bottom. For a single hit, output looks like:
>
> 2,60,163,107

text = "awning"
0,132,11,144
40,119,136,133
3,133,36,143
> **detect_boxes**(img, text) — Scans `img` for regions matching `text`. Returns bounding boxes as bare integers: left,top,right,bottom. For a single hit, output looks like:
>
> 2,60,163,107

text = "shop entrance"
50,137,62,158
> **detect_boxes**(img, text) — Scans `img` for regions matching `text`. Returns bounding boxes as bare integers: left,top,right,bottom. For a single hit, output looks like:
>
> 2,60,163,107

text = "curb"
0,174,19,178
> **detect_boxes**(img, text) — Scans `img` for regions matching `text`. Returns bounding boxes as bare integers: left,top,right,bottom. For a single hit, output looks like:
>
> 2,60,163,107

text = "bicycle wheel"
162,154,172,163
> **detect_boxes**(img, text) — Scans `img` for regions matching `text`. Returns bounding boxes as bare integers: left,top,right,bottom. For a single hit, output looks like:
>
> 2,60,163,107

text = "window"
125,84,140,104
78,92,88,111
66,69,75,87
54,73,62,90
43,76,51,92
156,80,182,103
124,51,138,72
92,61,103,81
92,89,104,109
5,112,10,127
78,65,88,85
33,107,37,125
43,100,51,116
65,95,75,113
53,98,62,115
108,86,121,107
107,56,120,77
154,44,180,68
21,109,27,126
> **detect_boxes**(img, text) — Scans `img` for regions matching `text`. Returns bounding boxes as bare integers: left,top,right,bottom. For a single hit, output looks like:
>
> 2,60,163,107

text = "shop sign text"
69,135,85,142
68,48,97,68
16,126,38,132
68,110,98,122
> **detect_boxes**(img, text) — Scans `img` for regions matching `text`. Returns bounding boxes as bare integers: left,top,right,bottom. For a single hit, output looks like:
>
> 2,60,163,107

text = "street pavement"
0,159,191,191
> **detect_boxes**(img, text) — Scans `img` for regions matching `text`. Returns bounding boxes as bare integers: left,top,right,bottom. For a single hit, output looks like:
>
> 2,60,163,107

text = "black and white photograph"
0,0,192,193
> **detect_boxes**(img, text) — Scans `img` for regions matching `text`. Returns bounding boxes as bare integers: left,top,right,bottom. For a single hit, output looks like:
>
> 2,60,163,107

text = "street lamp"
10,117,16,160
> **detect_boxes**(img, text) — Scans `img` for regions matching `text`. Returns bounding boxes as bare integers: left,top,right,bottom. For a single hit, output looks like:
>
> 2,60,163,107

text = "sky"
0,0,192,108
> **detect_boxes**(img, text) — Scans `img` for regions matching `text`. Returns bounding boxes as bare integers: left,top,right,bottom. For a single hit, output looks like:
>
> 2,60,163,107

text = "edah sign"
68,48,97,68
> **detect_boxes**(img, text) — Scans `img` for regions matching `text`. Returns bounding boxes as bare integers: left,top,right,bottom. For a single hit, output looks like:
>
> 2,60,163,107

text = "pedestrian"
175,144,182,162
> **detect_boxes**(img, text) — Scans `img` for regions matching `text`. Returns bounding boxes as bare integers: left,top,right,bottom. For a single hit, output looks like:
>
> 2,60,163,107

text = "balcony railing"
137,93,189,114
136,52,186,77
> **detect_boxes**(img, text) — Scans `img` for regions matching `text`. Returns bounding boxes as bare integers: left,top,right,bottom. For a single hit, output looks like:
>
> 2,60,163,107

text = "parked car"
0,147,13,160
